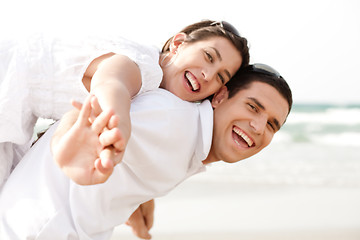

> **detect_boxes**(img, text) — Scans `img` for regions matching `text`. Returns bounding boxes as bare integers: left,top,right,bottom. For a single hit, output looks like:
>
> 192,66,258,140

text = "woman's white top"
0,33,162,187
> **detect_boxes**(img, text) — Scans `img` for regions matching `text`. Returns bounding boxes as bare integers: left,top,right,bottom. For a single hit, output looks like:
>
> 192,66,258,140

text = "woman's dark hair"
161,20,250,68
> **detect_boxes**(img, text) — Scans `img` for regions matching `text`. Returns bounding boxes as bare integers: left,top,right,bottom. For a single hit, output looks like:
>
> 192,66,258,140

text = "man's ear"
170,33,186,53
211,86,229,109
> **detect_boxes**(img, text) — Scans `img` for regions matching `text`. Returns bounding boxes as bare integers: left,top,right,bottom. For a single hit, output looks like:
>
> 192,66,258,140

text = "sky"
1,0,359,104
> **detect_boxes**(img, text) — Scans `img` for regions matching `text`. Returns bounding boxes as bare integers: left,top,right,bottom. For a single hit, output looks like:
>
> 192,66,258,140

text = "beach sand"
110,178,360,240
111,230,360,240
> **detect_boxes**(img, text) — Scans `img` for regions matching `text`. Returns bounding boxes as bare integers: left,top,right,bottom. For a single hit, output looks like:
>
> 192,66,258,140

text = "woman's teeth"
233,127,254,147
185,72,199,91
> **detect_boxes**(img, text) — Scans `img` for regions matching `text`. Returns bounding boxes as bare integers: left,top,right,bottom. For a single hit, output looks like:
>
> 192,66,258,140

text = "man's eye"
267,121,275,131
248,103,258,113
218,74,225,84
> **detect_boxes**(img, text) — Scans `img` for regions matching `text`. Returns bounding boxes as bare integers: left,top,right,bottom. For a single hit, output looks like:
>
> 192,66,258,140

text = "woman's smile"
184,71,200,92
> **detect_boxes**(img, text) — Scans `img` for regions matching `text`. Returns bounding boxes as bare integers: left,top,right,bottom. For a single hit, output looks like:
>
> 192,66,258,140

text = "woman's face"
161,36,242,102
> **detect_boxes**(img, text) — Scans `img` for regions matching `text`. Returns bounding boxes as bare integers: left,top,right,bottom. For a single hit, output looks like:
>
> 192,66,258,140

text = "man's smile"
232,126,254,147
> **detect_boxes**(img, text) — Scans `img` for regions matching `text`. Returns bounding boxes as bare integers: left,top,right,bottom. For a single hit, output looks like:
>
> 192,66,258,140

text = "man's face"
207,81,289,163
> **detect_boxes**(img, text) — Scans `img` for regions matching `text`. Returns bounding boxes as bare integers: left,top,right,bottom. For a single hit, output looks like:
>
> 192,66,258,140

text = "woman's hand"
51,95,124,185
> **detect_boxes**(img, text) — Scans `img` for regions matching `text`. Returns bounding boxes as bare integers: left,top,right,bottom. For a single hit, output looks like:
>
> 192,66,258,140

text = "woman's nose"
202,68,216,82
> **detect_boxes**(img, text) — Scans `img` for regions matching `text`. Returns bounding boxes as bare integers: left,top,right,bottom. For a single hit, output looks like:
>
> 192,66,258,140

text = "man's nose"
250,116,267,134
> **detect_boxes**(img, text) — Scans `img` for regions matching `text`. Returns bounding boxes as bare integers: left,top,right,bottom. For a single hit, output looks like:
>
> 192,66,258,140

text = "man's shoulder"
132,89,197,110
130,88,213,137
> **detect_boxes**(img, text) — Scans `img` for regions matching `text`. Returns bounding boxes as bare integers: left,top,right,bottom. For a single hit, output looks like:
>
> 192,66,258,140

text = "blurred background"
2,0,359,239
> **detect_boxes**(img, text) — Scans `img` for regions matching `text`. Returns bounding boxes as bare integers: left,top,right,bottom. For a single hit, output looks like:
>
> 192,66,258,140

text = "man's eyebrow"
211,47,231,80
248,97,281,131
248,97,265,110
272,118,281,131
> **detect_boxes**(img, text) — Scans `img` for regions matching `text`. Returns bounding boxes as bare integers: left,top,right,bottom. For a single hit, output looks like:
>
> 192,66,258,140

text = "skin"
203,82,289,165
160,34,242,102
80,53,141,171
125,199,154,239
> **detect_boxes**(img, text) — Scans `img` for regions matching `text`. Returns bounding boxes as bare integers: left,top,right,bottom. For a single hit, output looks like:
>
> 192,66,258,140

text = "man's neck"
202,152,218,165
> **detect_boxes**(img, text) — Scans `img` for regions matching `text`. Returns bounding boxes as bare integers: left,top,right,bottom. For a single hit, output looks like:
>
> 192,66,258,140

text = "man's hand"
126,200,155,239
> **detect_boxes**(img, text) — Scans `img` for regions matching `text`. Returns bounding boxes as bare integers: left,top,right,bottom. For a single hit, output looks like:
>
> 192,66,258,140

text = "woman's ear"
170,33,186,53
211,86,229,109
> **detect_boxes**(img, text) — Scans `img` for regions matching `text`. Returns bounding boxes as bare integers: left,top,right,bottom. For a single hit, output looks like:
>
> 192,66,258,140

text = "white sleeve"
90,35,163,97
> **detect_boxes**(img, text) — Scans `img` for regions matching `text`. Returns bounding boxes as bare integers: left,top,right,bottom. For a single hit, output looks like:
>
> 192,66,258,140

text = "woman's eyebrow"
210,47,222,61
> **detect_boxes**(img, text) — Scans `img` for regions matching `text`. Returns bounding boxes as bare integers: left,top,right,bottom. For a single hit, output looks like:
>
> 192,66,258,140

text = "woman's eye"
205,51,213,62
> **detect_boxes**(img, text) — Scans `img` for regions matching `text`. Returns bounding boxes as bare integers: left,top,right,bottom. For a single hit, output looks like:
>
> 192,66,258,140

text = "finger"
98,125,126,154
107,115,119,130
144,212,154,231
94,158,114,177
142,201,155,230
90,95,103,117
77,95,93,126
99,148,117,169
99,128,122,147
129,208,152,239
112,139,126,154
99,147,123,166
91,109,114,135
71,100,83,111
93,159,113,184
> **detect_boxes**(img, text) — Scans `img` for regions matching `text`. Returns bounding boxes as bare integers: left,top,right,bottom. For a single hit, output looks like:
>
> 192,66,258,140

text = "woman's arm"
51,53,142,184
86,53,142,152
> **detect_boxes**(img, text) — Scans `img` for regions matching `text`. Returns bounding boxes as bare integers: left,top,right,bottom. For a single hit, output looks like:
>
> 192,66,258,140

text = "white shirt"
0,33,162,187
0,89,213,240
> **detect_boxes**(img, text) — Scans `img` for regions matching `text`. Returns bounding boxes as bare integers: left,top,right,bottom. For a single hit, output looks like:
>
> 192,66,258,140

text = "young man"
0,64,292,240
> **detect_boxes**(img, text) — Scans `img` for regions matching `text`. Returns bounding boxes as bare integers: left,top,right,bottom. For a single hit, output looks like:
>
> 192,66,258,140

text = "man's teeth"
233,127,254,147
185,72,199,91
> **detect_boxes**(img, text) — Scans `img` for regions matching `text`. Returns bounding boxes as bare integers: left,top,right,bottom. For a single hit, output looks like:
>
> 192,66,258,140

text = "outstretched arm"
51,94,123,185
51,54,142,185
86,53,142,155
